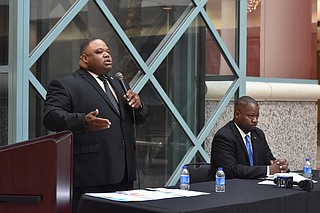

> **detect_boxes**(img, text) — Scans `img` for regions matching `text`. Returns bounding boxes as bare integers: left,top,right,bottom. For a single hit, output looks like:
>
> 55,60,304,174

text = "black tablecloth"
78,171,320,213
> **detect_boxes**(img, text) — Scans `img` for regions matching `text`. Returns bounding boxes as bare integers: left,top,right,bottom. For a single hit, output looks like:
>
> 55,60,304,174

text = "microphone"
115,72,141,189
115,72,128,93
295,179,314,191
273,177,314,191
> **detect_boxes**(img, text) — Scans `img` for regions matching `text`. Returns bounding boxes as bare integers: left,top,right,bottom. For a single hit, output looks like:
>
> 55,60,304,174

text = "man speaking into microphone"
43,38,147,213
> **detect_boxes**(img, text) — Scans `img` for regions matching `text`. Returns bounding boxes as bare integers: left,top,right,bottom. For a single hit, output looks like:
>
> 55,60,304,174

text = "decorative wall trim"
206,81,320,101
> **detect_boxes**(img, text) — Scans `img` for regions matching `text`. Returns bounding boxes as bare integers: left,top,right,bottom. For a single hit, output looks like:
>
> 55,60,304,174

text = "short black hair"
80,38,100,55
234,96,258,108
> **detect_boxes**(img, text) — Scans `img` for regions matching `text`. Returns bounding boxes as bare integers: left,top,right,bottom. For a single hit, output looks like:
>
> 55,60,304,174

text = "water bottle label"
180,175,190,184
304,167,312,174
216,177,225,185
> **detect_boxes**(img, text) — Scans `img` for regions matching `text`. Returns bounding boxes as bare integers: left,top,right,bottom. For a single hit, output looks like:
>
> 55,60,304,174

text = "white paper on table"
86,188,209,202
146,188,210,197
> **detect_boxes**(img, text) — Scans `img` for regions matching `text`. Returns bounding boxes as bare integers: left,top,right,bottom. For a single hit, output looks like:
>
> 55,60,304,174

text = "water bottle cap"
182,165,187,169
218,167,223,170
306,157,310,161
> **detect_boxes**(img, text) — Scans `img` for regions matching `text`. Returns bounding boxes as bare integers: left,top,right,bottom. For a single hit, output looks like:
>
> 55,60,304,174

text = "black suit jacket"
209,121,275,180
43,68,147,188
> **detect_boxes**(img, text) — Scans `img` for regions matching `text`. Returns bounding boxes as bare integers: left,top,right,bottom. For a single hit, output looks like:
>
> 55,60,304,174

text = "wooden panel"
0,131,72,213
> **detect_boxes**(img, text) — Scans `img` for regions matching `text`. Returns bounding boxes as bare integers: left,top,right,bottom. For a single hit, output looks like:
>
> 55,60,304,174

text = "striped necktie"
245,135,254,166
98,75,120,115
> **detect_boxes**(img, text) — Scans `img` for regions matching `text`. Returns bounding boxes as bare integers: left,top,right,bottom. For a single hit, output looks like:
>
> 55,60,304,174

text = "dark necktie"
98,75,120,115
245,135,254,166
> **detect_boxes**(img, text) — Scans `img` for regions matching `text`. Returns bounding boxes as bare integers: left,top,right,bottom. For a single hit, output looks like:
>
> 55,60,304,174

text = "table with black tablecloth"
78,171,320,213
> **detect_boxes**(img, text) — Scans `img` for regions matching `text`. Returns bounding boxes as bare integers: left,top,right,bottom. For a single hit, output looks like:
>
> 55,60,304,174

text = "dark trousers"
73,180,133,213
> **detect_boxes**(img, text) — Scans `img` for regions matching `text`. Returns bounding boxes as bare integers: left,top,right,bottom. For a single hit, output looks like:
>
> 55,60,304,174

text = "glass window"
103,0,191,63
206,0,317,80
30,0,318,188
30,0,207,188
205,0,237,77
0,1,9,65
30,0,77,51
246,0,317,79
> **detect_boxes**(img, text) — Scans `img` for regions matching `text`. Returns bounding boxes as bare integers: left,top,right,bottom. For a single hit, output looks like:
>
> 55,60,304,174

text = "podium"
0,131,73,213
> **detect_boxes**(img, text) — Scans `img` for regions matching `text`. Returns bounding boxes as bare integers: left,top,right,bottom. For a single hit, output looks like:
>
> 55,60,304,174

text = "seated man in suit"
209,96,289,180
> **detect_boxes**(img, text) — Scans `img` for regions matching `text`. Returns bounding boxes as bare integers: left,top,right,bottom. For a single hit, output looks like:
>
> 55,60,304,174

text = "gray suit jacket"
209,121,275,180
43,68,147,187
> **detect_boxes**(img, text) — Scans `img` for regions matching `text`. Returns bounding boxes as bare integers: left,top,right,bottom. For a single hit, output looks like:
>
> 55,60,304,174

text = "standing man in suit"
43,38,147,212
209,96,289,180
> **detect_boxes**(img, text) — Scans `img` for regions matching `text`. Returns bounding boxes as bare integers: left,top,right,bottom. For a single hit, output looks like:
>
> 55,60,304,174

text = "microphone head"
274,176,293,189
298,179,313,191
115,72,124,80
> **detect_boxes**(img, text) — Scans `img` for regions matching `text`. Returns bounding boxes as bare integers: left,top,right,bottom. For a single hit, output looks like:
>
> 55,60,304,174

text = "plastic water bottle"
180,165,190,190
215,167,225,192
303,157,312,179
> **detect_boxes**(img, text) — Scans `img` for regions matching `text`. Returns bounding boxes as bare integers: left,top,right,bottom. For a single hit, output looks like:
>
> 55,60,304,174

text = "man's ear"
234,109,240,118
79,54,88,69
80,54,88,64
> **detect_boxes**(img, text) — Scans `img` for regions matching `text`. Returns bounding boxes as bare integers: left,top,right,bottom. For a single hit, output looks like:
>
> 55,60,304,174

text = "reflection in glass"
154,15,207,136
246,1,317,79
247,1,261,77
136,82,194,187
30,1,144,86
30,1,142,137
206,0,237,64
30,0,76,51
0,1,9,65
154,14,236,137
29,0,239,187
103,0,191,61
0,74,8,146
29,84,46,139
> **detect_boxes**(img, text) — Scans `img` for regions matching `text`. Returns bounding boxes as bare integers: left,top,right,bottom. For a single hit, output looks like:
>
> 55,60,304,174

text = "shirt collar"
234,122,251,138
87,70,99,78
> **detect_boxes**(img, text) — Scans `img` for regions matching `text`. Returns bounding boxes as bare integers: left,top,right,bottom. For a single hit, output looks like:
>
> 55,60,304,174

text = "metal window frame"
7,0,248,186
